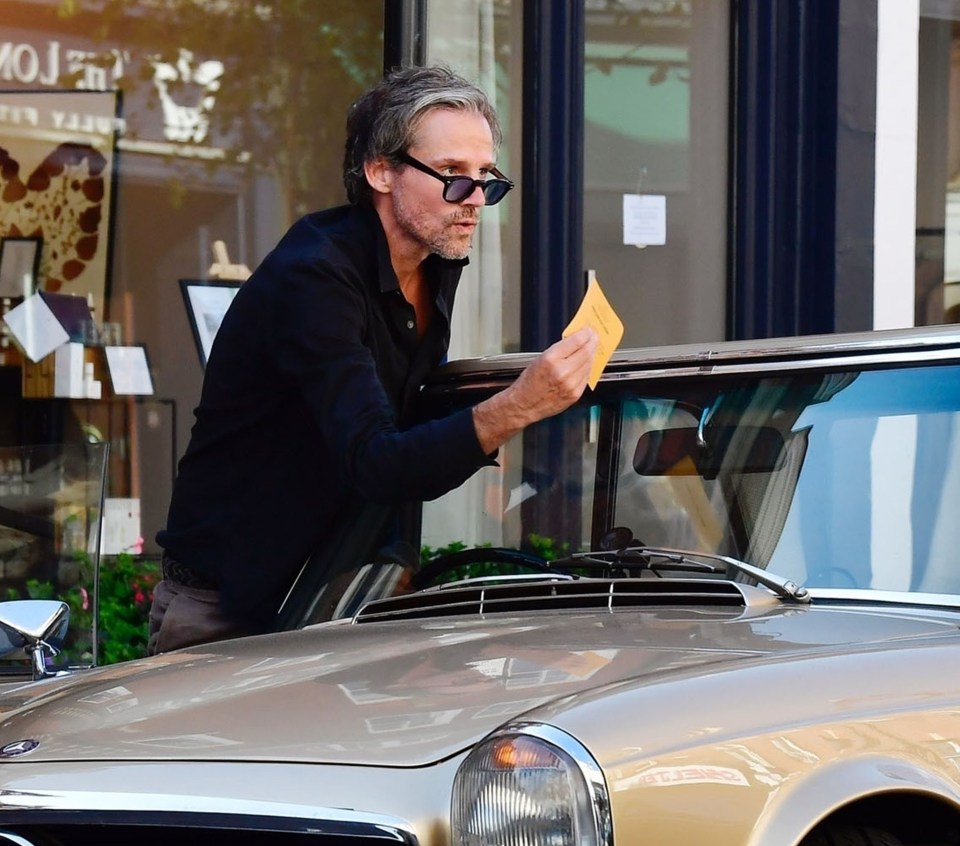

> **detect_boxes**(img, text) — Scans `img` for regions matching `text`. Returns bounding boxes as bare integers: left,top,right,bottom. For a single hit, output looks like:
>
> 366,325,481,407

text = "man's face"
388,108,497,261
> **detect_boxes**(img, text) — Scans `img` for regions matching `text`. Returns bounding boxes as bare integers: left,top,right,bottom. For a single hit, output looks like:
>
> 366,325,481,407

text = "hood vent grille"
353,578,747,624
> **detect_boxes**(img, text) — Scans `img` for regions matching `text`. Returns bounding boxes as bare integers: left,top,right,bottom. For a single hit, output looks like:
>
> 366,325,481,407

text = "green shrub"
3,553,160,667
96,554,161,664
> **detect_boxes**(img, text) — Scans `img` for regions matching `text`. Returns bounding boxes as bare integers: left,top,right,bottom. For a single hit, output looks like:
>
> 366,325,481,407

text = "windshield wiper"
553,545,810,603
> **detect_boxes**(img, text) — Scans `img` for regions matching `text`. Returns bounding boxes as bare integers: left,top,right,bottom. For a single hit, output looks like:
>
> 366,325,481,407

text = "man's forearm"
472,387,531,455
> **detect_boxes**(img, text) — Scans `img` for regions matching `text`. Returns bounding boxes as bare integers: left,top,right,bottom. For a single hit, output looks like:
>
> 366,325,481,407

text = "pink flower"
79,587,89,611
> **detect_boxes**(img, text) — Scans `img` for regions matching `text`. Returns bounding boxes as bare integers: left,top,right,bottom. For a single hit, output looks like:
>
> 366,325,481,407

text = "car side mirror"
0,600,70,680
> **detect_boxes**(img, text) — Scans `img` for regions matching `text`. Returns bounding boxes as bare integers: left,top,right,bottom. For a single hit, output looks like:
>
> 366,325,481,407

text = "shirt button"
406,320,415,330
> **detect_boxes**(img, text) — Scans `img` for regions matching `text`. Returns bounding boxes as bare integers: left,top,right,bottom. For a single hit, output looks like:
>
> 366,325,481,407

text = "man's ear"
364,157,394,196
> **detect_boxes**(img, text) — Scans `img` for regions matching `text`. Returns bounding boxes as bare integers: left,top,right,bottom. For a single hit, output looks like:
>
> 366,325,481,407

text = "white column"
873,0,919,329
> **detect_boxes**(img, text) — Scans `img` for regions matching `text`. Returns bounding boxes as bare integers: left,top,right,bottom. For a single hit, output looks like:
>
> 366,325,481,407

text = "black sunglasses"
396,151,514,206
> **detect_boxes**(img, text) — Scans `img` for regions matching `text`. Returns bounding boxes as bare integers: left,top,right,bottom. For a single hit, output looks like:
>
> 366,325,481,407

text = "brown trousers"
147,579,251,654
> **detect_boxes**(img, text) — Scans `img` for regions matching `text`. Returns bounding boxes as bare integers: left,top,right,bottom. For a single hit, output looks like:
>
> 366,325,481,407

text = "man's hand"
472,327,599,455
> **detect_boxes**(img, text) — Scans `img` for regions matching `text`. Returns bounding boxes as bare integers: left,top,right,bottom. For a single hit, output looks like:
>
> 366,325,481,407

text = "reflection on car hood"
0,601,954,767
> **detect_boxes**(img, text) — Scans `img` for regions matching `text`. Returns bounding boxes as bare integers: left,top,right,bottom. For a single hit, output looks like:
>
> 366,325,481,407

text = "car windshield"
289,356,960,626
420,361,960,597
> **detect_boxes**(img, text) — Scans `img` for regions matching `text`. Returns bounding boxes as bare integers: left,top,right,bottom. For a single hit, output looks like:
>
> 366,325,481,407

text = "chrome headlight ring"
451,722,613,846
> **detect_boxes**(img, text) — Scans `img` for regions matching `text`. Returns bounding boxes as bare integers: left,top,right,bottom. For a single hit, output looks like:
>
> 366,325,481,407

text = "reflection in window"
423,362,960,598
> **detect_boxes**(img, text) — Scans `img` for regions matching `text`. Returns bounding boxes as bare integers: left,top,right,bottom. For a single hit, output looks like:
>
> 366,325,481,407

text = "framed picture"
179,279,241,367
0,236,42,298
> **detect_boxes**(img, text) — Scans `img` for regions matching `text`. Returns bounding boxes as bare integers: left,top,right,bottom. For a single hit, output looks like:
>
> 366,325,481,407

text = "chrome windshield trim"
0,789,417,843
807,588,960,609
425,573,578,591
605,324,960,368
599,346,960,382
497,722,613,846
430,325,960,384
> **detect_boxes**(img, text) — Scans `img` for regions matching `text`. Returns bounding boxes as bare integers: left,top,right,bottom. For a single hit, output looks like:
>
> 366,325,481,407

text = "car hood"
0,601,954,767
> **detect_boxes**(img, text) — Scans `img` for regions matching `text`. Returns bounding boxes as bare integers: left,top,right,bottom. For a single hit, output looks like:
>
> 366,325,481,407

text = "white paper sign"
623,194,667,246
104,345,154,395
101,497,142,555
2,292,70,362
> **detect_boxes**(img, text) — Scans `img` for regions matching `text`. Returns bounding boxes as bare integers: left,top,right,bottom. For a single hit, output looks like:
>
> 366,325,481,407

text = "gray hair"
343,64,502,205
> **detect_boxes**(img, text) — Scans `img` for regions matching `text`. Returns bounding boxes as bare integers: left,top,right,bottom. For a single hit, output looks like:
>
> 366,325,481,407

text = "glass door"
583,0,730,347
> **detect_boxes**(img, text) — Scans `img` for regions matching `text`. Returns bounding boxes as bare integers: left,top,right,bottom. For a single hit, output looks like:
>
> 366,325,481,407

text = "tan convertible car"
0,325,958,846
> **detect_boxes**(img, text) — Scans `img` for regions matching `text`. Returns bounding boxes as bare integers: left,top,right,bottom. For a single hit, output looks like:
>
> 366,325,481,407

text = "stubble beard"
394,194,478,261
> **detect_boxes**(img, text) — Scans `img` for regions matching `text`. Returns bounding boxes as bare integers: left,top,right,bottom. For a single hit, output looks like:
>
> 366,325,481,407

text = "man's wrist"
472,388,528,454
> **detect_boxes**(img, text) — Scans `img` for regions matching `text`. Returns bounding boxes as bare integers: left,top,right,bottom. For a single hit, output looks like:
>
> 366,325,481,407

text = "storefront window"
0,0,383,563
583,0,729,347
918,0,960,325
421,0,522,551
426,0,523,356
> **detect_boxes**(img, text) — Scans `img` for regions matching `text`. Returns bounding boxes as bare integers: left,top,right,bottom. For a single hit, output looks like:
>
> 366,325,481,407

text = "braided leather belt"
161,556,219,590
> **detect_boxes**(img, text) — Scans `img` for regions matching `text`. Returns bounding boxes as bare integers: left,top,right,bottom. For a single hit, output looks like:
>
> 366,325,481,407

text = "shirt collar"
351,203,470,295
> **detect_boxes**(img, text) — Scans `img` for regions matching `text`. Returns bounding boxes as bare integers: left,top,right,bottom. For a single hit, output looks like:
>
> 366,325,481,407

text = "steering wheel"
411,547,559,591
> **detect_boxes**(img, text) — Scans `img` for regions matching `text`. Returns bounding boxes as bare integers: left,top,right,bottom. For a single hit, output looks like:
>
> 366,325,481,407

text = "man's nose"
462,182,486,207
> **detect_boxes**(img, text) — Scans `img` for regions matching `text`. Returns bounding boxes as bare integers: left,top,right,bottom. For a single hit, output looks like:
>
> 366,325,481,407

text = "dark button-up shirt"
157,204,489,626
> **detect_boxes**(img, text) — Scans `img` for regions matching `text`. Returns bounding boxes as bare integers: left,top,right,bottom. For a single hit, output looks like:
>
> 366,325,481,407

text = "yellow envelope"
562,273,624,389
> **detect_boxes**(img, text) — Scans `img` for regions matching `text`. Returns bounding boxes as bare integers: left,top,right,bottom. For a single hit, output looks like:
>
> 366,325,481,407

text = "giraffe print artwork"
0,90,117,314
1,142,106,290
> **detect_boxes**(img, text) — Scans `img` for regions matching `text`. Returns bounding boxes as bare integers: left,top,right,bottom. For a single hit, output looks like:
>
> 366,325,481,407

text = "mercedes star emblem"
0,739,39,758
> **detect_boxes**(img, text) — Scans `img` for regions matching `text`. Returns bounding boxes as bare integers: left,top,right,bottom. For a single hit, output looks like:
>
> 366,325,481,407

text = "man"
150,65,597,654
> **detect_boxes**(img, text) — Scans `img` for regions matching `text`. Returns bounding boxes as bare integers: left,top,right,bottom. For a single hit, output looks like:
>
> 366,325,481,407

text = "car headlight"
451,722,612,846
